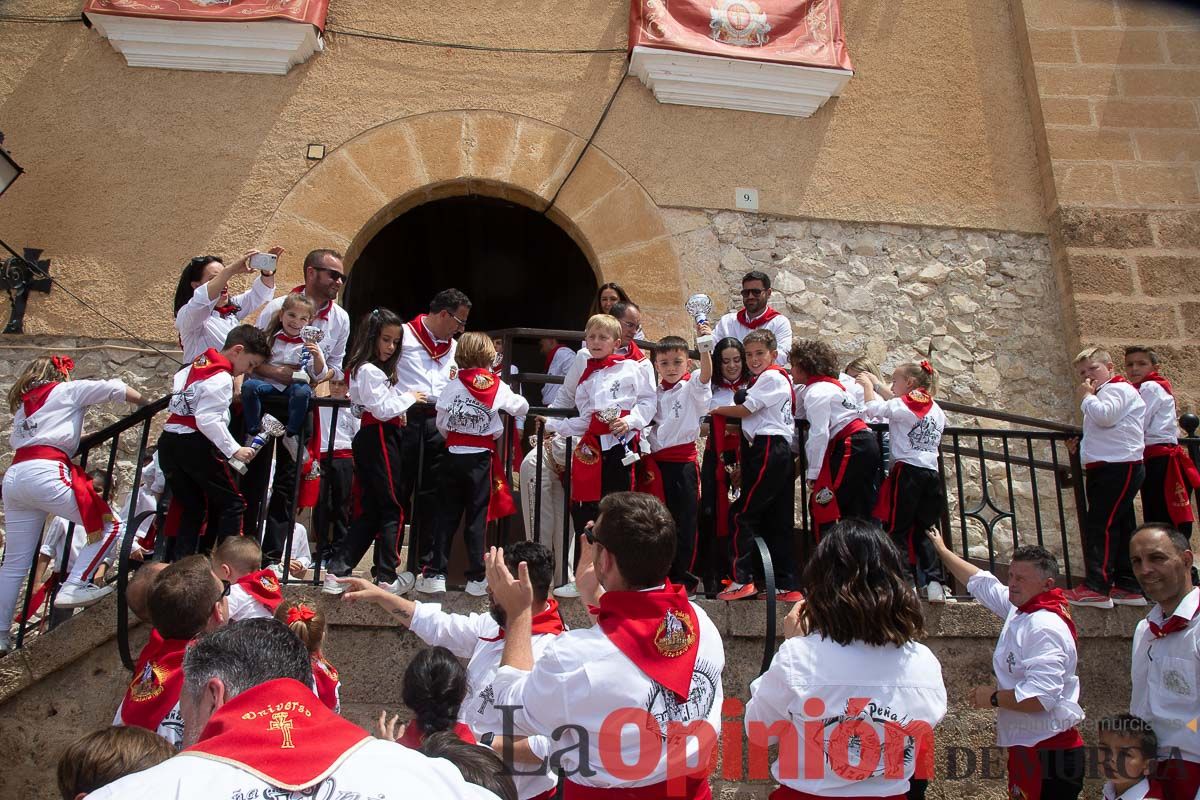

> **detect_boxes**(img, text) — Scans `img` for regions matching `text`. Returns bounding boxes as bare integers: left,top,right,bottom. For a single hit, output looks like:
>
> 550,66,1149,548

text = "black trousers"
1083,461,1145,593
326,424,404,582
1142,453,1194,538
423,450,491,582
1009,746,1085,800
697,446,734,591
731,435,797,590
314,455,354,558
399,410,446,572
157,431,245,558
878,462,948,586
570,445,637,535
818,430,882,536
240,406,312,564
659,459,701,588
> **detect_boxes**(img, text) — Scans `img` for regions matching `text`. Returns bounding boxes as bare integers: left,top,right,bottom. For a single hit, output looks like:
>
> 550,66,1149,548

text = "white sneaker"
553,582,579,599
926,581,947,604
465,579,488,597
392,571,416,596
53,582,115,609
321,574,346,595
416,574,446,594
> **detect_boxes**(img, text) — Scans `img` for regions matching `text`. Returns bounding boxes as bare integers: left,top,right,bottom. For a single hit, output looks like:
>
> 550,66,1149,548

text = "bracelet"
989,691,999,708
260,270,277,278
480,732,496,746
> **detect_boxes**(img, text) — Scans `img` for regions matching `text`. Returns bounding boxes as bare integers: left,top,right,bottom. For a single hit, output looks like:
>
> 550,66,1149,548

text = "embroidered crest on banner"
130,661,169,702
709,0,771,47
472,372,496,390
654,609,696,657
575,441,600,465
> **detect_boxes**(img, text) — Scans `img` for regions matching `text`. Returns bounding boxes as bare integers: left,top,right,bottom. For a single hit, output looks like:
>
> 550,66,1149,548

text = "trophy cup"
686,294,715,353
292,326,325,384
599,406,640,466
722,455,741,503
229,414,286,475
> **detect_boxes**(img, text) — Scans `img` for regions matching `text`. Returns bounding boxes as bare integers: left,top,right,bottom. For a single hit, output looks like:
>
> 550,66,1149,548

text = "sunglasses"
583,523,606,548
218,579,231,599
740,288,766,297
313,266,346,283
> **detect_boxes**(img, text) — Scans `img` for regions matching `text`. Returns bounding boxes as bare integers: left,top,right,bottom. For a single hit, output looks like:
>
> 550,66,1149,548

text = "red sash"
235,569,284,613
1017,589,1077,640
871,462,904,534
899,389,934,419
120,630,189,731
1154,760,1200,800
736,306,781,330
1145,443,1200,526
708,413,742,538
566,775,711,800
360,412,401,428
594,582,699,700
184,678,371,790
446,431,517,521
311,655,341,712
12,445,112,539
165,348,234,430
19,572,60,624
396,720,477,750
480,598,566,641
571,412,634,503
770,788,902,800
637,443,698,503
407,315,452,362
810,419,869,530
1006,728,1085,800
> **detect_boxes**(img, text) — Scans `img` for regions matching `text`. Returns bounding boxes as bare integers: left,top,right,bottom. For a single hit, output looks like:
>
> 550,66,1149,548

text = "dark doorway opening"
343,195,597,373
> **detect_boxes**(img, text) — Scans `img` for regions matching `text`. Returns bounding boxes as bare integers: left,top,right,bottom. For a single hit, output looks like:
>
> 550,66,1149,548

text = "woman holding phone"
172,248,280,362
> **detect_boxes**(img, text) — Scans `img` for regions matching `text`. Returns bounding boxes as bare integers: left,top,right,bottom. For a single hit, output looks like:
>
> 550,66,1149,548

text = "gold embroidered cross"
269,711,295,749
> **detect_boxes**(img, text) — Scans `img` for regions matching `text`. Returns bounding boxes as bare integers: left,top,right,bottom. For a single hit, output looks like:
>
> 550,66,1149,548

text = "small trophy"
292,326,325,385
229,414,286,475
686,294,715,353
722,453,741,503
599,406,640,466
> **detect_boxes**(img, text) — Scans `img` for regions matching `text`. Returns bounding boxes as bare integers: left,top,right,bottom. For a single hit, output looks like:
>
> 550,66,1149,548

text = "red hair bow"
51,355,75,375
919,360,933,374
286,604,316,624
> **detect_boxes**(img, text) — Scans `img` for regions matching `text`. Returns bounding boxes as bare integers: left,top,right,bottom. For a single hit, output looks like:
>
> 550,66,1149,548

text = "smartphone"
249,252,278,271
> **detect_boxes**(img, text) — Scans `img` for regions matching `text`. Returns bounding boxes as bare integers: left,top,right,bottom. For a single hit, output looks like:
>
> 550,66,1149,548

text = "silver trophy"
292,325,325,385
686,294,715,353
599,406,640,466
229,414,286,475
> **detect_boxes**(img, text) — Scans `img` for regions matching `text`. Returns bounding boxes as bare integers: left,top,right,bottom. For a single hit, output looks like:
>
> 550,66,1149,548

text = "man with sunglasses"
113,555,231,748
713,270,792,366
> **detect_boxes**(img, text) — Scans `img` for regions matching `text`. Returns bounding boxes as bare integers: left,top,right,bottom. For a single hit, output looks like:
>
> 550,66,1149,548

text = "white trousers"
1,460,84,637
41,515,123,586
519,445,574,583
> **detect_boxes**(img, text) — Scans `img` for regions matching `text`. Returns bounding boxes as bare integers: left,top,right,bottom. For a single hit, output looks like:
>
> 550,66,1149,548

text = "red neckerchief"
1133,371,1174,395
407,315,452,362
594,582,700,701
276,332,304,345
1017,589,1077,640
214,301,240,318
480,598,566,641
184,678,370,791
805,374,845,390
397,721,477,751
660,372,691,392
165,348,235,430
736,306,780,329
311,654,341,712
626,341,647,362
900,388,935,419
234,569,284,613
579,352,627,386
120,630,190,731
715,377,745,394
290,285,331,321
457,367,500,406
21,382,59,418
1100,375,1130,388
543,345,570,373
1149,596,1198,639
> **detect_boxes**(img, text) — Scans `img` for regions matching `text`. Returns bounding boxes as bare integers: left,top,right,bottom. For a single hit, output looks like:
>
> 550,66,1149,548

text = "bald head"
127,562,168,623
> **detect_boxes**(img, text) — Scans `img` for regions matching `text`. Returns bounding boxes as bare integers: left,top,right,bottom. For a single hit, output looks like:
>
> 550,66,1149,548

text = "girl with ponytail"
275,601,341,712
379,646,476,749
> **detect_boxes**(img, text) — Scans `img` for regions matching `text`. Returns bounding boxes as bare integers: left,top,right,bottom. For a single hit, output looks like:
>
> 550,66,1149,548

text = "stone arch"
261,109,689,335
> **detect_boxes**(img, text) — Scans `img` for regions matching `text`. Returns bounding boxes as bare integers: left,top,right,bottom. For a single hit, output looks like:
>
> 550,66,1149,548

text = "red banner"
84,0,329,31
629,0,852,72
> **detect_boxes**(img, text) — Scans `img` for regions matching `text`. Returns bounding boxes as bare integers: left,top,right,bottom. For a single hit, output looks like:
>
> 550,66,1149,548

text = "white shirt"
163,364,241,459
87,737,496,800
10,379,128,456
649,371,712,452
349,364,418,423
865,397,946,471
745,634,947,796
256,292,350,382
741,369,795,442
177,277,274,363
840,372,866,408
1103,778,1158,800
436,378,530,454
318,404,360,452
542,345,576,405
801,380,865,480
258,332,318,391
710,381,745,410
116,452,165,541
113,700,184,749
1081,378,1146,465
1131,587,1200,763
395,319,456,402
560,358,656,451
713,308,792,366
1138,381,1180,447
492,600,725,789
409,602,561,799
966,571,1084,747
544,347,656,434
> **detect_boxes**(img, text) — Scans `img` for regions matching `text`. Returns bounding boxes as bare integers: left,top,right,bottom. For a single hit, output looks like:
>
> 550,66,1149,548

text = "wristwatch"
480,732,496,746
989,691,999,708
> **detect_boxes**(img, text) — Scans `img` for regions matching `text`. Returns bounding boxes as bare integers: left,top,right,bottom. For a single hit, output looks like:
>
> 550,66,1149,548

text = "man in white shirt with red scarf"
1130,523,1200,800
488,491,725,798
712,270,791,366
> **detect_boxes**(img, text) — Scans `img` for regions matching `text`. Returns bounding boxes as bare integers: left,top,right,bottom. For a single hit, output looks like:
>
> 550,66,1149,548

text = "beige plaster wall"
0,0,1045,342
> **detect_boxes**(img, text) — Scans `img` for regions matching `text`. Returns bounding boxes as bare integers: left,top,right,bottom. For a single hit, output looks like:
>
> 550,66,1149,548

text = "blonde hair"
1074,346,1113,366
584,314,621,340
454,332,497,370
266,293,317,339
213,536,262,577
57,726,174,800
845,356,882,381
8,356,71,413
274,600,327,654
895,361,939,396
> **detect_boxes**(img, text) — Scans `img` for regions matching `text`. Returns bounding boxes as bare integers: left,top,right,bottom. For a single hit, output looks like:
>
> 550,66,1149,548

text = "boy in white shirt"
314,379,359,558
213,536,283,621
1098,715,1164,800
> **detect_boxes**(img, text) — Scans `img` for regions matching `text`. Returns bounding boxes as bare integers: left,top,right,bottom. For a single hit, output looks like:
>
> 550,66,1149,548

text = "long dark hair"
402,646,468,737
715,336,750,386
345,307,403,384
590,281,631,315
800,519,926,647
172,255,222,317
